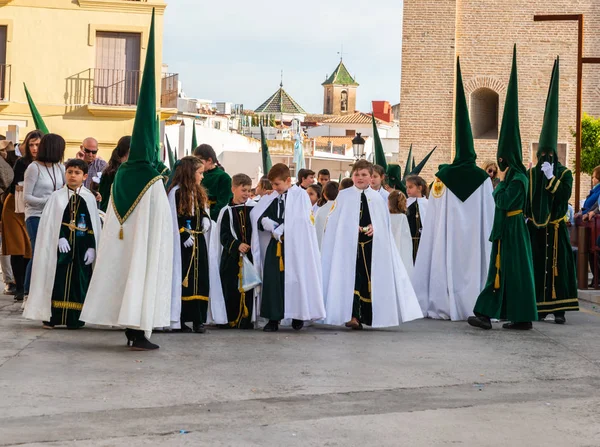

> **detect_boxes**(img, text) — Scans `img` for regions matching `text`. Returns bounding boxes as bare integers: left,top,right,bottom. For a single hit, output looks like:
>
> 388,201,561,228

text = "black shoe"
193,323,206,334
42,321,55,329
538,314,546,321
554,315,566,325
263,320,279,332
467,315,492,330
5,284,17,295
13,292,24,302
179,323,193,333
128,330,159,350
292,319,304,331
502,321,533,330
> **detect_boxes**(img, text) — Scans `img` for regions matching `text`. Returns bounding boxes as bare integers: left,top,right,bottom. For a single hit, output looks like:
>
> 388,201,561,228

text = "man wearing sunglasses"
80,137,107,191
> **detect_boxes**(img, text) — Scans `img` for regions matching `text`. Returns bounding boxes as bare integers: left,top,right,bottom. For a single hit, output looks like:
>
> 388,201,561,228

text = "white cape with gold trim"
412,178,494,321
80,181,173,338
321,186,422,327
23,186,101,322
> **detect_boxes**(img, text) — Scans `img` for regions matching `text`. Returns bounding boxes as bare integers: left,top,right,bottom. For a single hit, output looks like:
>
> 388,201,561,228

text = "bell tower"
322,59,359,115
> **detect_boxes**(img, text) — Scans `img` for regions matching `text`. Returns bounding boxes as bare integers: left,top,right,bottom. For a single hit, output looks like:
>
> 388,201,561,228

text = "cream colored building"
0,0,177,158
400,1,600,183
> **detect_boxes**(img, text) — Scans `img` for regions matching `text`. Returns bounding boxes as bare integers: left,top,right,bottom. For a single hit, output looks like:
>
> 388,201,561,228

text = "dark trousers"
24,216,40,294
10,255,27,293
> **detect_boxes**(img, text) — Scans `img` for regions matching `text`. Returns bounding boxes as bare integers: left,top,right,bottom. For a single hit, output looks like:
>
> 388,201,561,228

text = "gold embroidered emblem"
432,178,445,198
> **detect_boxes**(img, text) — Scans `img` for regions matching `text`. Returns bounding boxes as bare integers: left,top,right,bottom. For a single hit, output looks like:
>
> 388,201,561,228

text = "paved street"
1,294,600,446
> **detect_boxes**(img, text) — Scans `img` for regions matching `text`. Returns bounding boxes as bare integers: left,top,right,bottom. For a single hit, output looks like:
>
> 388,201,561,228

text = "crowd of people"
1,17,580,352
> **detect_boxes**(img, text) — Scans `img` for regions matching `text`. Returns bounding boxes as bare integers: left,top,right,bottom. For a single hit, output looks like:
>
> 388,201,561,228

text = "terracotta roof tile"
323,112,385,125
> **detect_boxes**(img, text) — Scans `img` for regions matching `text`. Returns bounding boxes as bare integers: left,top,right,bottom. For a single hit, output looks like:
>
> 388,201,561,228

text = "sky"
163,0,404,114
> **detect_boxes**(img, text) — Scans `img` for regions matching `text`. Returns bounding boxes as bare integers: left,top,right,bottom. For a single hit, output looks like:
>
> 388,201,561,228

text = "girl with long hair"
167,156,211,333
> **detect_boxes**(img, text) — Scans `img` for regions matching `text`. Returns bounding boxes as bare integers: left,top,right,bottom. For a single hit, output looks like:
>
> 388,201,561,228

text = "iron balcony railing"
0,64,11,102
89,68,178,107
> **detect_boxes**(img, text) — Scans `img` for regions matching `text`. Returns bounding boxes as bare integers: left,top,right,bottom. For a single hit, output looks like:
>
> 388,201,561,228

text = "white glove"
58,238,71,253
83,248,96,265
272,224,285,242
261,217,278,233
202,217,211,233
541,162,554,180
184,236,194,248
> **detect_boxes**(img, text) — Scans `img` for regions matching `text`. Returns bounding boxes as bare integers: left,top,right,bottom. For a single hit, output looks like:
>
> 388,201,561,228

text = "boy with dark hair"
210,173,257,329
24,158,102,329
252,163,325,332
321,160,422,329
317,169,331,187
297,168,315,189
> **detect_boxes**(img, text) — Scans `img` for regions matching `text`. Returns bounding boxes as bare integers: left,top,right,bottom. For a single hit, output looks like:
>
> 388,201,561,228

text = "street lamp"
352,132,365,160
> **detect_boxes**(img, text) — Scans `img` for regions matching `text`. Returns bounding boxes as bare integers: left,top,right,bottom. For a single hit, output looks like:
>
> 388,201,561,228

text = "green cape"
436,57,489,202
372,113,387,171
111,9,162,228
260,124,272,174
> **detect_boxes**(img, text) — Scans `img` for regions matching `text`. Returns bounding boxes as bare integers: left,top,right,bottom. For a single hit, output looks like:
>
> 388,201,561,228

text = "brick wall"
400,0,600,201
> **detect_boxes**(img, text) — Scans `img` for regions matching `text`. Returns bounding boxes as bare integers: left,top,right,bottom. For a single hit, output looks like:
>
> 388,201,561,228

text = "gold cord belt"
549,215,567,299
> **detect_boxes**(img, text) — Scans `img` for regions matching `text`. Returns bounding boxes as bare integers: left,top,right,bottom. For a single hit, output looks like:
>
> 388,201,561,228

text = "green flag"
410,146,437,176
191,120,198,151
23,83,49,134
260,124,272,174
372,113,387,171
402,144,413,181
110,9,163,233
435,57,489,202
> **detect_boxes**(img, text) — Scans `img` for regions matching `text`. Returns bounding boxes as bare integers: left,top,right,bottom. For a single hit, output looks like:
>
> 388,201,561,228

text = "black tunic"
176,190,210,325
220,202,254,328
406,200,423,261
353,191,373,326
258,192,287,321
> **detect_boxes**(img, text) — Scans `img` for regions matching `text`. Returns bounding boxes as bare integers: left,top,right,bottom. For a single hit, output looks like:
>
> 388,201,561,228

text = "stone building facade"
399,1,600,194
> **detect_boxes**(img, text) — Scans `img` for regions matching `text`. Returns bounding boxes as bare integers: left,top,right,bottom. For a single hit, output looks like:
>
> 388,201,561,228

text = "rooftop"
323,112,386,125
255,84,306,115
322,60,359,86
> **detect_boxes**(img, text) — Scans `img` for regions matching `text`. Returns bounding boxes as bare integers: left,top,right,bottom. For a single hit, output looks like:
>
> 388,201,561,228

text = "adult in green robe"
47,193,96,328
469,46,538,330
220,202,254,329
525,58,578,324
176,190,210,333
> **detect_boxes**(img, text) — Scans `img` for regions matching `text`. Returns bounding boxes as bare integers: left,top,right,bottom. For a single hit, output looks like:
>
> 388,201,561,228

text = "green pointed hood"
402,144,413,181
528,57,561,226
410,146,437,176
537,58,559,162
497,45,525,176
191,120,198,151
372,113,387,171
23,84,49,134
436,57,489,202
385,163,406,195
260,124,272,174
166,135,176,169
111,9,163,231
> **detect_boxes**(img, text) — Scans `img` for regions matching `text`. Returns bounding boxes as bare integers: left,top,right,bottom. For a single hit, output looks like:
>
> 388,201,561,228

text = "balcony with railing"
0,64,11,102
66,68,178,116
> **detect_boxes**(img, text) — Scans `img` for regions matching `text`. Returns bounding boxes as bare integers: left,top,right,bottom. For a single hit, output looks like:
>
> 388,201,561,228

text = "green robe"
473,173,538,323
220,203,254,329
353,191,373,326
526,167,579,315
50,194,96,328
98,171,115,213
202,167,233,221
177,190,210,325
258,193,286,321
